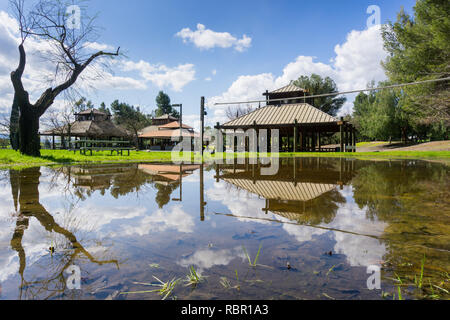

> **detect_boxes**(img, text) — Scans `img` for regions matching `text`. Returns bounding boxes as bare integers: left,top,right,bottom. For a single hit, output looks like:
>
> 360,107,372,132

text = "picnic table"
73,140,134,156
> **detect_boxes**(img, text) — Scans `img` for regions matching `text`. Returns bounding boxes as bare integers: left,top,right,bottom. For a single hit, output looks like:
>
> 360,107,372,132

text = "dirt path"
357,141,450,152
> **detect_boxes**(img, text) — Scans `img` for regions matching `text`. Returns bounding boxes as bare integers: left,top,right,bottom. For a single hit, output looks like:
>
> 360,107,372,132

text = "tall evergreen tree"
293,74,346,116
155,91,179,118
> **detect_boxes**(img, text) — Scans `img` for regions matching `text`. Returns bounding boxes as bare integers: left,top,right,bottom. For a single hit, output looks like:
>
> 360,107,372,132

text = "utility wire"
213,76,450,106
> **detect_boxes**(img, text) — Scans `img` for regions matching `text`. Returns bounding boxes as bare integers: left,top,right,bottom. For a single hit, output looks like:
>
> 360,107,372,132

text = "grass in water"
184,266,206,287
121,276,180,300
242,244,264,267
220,269,241,291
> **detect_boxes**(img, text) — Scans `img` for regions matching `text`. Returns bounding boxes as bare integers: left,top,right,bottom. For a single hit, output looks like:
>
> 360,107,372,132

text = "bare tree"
225,104,255,121
9,0,120,156
41,104,74,148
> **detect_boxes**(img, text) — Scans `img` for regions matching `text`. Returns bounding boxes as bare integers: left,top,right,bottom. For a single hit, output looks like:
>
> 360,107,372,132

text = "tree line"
352,0,449,142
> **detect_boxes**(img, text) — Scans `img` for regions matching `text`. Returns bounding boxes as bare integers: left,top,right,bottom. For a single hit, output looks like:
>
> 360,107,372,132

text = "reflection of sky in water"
206,179,387,268
0,159,447,300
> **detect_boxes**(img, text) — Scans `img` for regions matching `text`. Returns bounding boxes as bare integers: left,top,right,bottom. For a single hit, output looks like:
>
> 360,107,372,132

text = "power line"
213,76,450,106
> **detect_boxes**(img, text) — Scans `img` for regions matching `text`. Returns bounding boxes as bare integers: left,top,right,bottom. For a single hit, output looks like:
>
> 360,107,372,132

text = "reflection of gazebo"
216,158,354,223
138,164,199,185
41,109,128,149
63,165,137,191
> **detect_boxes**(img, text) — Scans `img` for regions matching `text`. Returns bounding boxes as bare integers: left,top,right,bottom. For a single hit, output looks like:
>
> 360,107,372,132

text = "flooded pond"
0,158,448,300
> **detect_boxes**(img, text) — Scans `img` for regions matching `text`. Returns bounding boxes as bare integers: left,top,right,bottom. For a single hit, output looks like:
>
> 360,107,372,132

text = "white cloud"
83,41,116,52
177,246,246,273
176,23,252,52
207,25,387,124
120,60,196,92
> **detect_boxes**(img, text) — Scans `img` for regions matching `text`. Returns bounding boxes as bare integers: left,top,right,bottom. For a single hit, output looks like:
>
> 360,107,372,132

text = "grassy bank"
0,149,449,169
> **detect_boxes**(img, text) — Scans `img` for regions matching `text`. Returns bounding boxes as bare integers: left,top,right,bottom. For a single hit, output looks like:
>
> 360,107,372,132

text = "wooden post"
294,120,298,153
312,132,316,152
318,132,321,152
352,127,357,152
340,117,344,153
200,97,205,156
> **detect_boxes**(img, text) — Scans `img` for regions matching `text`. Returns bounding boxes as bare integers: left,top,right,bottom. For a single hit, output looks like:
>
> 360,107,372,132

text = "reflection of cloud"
208,181,387,267
177,246,245,272
328,187,387,267
206,180,271,225
281,222,327,243
117,205,195,236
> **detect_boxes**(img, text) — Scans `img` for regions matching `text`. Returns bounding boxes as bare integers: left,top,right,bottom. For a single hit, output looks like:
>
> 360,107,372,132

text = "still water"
0,158,448,300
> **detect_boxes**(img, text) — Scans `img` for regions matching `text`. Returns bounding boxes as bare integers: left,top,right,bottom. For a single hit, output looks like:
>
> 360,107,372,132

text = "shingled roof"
224,178,337,202
268,83,306,94
221,103,338,128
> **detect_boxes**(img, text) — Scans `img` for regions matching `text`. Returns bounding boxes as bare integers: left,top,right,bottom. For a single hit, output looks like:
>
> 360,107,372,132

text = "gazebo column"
352,127,357,152
317,132,322,152
312,132,316,152
294,120,298,153
302,129,306,152
339,118,344,153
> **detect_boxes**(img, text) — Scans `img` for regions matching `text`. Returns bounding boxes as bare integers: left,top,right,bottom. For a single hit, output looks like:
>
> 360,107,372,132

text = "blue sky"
0,0,416,128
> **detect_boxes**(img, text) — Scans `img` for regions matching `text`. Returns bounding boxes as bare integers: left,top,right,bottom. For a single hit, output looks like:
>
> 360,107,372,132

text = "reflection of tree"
351,160,450,295
154,182,180,208
217,157,350,225
9,168,119,300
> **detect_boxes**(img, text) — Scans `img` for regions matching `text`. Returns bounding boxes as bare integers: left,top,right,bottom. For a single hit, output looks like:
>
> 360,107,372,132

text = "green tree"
353,83,410,142
155,91,179,118
98,102,111,115
293,74,346,116
382,0,450,136
110,100,151,146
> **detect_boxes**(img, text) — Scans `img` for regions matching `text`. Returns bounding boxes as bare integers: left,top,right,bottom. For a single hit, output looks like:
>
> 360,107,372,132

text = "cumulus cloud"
176,23,252,52
207,25,387,124
83,41,116,52
177,246,246,273
120,60,196,92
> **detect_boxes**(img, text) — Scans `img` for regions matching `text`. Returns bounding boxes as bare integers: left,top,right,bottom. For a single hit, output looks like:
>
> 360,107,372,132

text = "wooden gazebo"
41,108,128,149
215,84,356,152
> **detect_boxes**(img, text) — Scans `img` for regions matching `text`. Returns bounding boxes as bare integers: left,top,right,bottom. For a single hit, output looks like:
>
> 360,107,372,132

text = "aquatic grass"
184,266,206,287
219,270,241,291
414,255,426,289
242,244,268,268
121,276,180,300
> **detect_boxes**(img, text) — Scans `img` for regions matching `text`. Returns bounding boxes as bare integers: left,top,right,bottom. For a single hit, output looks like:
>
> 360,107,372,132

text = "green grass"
1,148,449,170
0,149,177,169
184,266,206,287
121,276,181,300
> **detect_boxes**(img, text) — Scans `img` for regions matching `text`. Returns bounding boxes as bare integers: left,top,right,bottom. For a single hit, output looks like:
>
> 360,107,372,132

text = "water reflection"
0,158,448,300
7,168,119,300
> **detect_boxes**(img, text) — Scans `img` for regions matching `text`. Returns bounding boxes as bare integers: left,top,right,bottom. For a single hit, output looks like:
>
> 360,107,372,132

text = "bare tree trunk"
18,103,41,156
10,97,20,151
